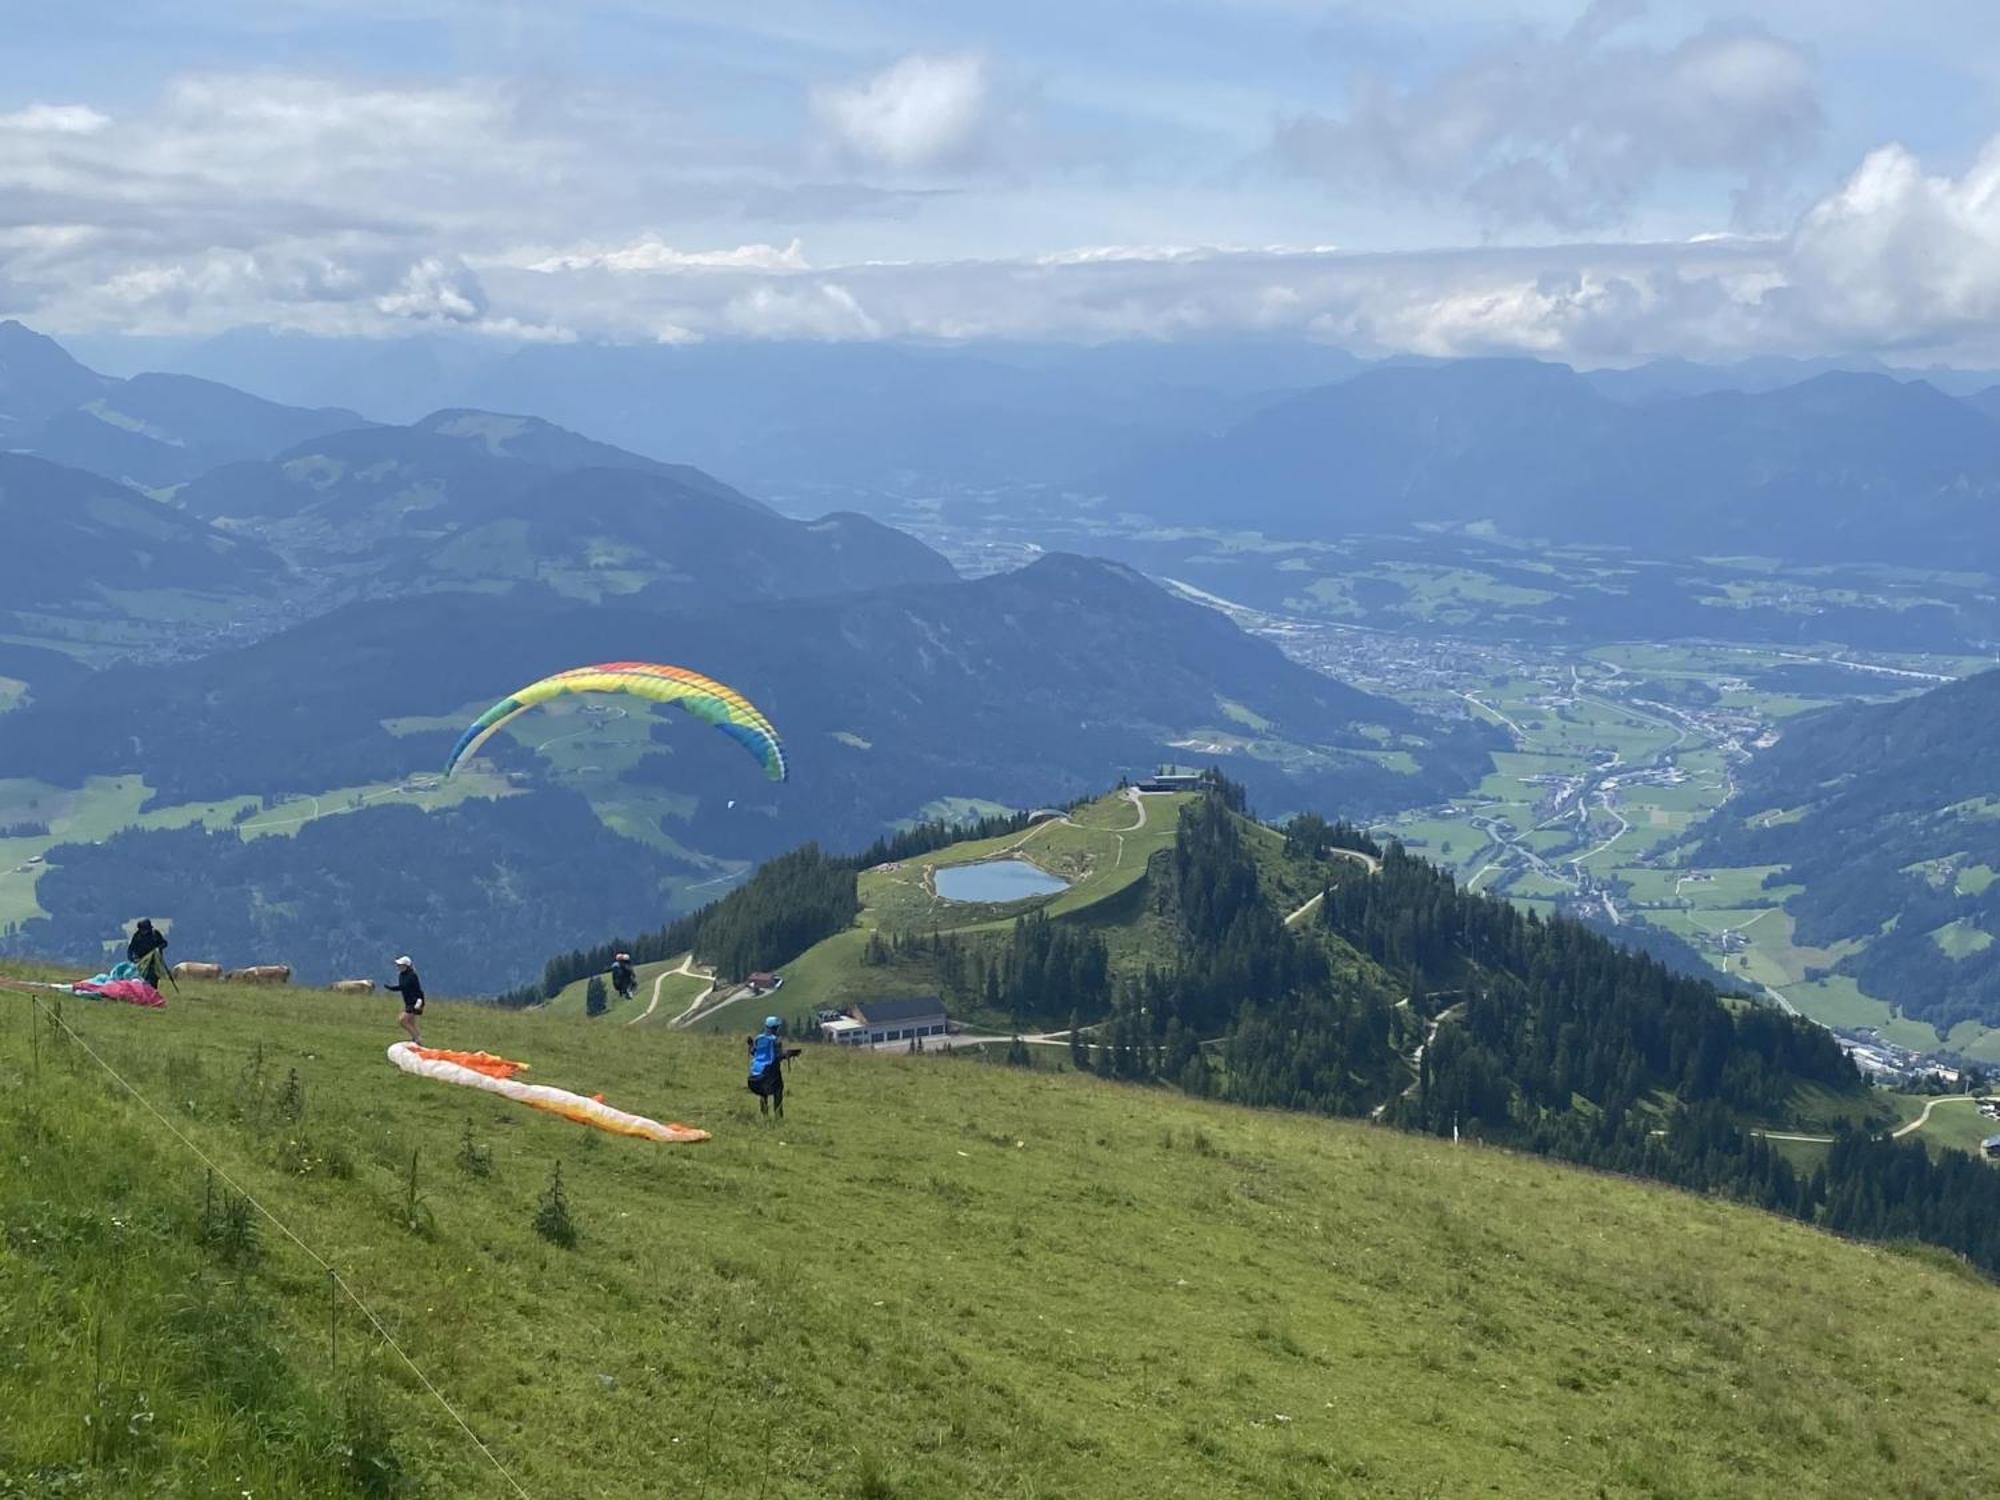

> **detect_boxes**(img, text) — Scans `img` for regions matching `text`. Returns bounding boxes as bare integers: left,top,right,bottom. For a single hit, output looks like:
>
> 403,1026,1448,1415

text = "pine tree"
585,975,608,1017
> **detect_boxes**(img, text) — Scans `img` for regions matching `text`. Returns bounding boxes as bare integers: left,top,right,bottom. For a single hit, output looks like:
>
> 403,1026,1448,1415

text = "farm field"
1371,639,2000,1055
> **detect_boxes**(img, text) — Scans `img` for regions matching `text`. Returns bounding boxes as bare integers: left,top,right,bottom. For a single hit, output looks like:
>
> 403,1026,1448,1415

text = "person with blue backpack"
746,1016,801,1118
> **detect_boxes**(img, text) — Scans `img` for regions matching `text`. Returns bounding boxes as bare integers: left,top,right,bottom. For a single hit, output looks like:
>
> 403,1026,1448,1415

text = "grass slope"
5,970,1999,1498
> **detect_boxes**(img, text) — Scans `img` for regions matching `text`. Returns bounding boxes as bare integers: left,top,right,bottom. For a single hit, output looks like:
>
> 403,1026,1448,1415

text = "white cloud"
514,237,810,274
813,52,990,171
1276,2,1822,230
3,62,1998,366
374,256,487,322
1781,140,2000,348
0,104,112,134
723,281,882,339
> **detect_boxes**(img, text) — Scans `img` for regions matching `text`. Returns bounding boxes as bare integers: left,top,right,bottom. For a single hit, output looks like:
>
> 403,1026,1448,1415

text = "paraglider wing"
389,1043,710,1143
443,661,787,782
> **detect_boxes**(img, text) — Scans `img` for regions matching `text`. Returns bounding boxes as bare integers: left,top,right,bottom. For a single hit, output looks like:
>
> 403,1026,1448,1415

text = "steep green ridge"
1699,668,2000,1035
4,972,1997,1498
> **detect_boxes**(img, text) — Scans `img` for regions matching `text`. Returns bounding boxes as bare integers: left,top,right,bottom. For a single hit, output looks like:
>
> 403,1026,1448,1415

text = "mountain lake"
934,858,1070,903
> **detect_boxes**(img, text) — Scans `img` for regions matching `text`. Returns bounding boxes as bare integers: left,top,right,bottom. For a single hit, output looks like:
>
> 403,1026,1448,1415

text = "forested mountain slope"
1700,669,2000,1032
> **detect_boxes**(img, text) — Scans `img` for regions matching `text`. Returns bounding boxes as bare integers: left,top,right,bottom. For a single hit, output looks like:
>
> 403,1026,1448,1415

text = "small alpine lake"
933,857,1070,903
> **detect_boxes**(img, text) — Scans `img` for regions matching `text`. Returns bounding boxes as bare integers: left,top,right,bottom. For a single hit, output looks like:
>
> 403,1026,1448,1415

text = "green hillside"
1698,669,2000,1044
6,971,1999,1499
740,789,1355,1033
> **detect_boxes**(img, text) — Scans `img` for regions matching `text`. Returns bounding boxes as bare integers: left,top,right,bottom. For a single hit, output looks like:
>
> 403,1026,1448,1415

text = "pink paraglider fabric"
72,978,166,1007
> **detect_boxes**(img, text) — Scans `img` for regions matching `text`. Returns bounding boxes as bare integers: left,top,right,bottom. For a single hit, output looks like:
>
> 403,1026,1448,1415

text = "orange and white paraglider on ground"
389,1043,710,1143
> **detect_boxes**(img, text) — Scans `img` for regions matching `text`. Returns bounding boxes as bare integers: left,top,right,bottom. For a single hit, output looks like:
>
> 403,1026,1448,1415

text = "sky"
6,0,2000,362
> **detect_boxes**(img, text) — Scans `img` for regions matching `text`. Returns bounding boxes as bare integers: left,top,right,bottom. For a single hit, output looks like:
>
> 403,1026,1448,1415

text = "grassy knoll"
1883,1093,2000,1158
5,970,1999,1498
769,793,1193,1020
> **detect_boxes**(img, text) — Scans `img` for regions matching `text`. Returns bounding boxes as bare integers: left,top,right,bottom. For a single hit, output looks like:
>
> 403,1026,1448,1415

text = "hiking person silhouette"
746,1016,801,1118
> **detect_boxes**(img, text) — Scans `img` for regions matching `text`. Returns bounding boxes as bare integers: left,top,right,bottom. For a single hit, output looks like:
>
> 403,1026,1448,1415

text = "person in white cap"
390,956,426,1045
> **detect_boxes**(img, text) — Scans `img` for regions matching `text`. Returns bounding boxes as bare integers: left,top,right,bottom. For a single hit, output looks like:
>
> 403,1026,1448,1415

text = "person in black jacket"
126,919,168,986
610,953,637,1004
391,956,426,1045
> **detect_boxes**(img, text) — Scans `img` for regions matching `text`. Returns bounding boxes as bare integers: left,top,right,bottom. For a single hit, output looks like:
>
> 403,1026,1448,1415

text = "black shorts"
404,998,424,1016
747,1070,782,1098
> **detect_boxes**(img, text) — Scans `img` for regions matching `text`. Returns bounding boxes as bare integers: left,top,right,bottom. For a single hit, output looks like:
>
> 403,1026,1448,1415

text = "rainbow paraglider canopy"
443,661,787,782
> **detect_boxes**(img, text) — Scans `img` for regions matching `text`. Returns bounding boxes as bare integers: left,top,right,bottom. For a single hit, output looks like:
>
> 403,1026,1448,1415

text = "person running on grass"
746,1016,801,1119
126,919,168,986
391,955,426,1046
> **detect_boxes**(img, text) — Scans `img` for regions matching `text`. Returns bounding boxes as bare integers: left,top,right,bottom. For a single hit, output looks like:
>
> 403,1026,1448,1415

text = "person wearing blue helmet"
746,1015,801,1118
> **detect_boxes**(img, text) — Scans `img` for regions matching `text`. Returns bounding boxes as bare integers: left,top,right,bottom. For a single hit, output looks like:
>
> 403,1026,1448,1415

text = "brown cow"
330,979,375,995
223,965,292,985
172,961,223,981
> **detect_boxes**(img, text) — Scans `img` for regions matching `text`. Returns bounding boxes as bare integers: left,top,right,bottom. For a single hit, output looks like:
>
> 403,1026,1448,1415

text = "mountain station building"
822,997,952,1047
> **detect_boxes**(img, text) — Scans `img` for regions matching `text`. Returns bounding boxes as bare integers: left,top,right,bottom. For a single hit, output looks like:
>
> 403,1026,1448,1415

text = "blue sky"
6,0,2000,360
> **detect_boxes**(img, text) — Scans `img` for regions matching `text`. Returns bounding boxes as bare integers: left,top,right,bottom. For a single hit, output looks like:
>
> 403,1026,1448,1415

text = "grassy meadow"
4,968,2000,1498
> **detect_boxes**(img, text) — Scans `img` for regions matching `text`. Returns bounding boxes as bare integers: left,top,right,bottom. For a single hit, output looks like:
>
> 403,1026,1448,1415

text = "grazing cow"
223,965,292,985
331,979,375,995
172,962,223,981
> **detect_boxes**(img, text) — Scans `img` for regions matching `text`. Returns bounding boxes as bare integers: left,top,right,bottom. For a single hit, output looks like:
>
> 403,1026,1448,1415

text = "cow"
330,979,375,995
223,965,292,985
172,962,223,981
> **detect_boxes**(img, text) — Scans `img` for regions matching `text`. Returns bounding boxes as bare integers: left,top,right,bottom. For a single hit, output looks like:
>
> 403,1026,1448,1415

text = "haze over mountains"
30,321,2000,575
1103,359,2000,566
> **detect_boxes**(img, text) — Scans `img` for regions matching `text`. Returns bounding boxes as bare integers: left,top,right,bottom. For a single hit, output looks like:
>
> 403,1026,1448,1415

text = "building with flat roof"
834,996,951,1046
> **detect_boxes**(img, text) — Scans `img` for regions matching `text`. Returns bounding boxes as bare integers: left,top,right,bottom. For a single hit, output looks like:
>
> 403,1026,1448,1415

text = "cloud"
1276,2,1822,229
1779,140,2000,349
374,255,488,322
515,237,810,274
723,281,882,339
465,134,2000,363
0,103,112,134
813,52,991,171
3,63,1998,366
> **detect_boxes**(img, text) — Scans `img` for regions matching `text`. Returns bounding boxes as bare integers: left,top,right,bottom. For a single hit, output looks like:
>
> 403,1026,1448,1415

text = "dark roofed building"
842,996,951,1046
1137,771,1204,794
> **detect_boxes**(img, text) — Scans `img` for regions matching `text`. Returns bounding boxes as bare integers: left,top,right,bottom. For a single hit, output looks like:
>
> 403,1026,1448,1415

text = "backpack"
749,1032,781,1079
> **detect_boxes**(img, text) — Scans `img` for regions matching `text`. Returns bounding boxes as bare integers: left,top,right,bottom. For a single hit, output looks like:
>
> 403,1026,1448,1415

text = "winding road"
626,954,714,1027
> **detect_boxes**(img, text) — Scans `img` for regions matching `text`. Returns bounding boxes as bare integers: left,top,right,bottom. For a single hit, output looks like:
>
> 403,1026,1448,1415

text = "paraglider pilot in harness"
746,1016,802,1118
127,919,169,987
610,953,637,1004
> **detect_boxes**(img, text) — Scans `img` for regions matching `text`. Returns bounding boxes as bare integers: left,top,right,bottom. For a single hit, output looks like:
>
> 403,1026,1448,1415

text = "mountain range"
0,554,1491,984
0,320,368,487
177,408,948,600
1100,359,2000,567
